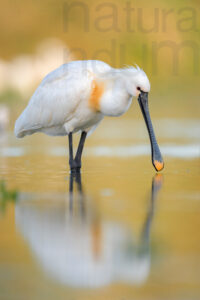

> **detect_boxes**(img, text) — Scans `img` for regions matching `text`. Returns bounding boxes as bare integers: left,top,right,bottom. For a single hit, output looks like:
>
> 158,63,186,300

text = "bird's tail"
14,117,24,138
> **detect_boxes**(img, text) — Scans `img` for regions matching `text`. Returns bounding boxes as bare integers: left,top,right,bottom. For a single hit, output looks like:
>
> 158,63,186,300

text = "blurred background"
0,0,200,299
0,0,200,121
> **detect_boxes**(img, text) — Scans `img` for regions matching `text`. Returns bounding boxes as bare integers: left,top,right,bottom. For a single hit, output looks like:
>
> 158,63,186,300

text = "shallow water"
0,118,200,300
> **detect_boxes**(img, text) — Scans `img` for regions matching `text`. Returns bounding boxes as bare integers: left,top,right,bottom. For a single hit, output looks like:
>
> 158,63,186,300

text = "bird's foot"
69,159,81,174
70,166,81,174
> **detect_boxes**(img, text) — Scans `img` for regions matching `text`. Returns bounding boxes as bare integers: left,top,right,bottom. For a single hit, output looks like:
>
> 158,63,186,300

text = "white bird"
15,60,164,172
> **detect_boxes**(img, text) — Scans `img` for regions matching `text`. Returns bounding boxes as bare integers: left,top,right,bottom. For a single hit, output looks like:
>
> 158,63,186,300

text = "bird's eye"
137,87,141,91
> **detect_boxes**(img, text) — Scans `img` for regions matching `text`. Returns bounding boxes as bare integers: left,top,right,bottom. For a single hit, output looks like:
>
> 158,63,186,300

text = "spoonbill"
15,60,164,172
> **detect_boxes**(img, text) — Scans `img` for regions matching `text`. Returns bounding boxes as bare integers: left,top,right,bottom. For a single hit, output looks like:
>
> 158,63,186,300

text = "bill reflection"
15,174,163,288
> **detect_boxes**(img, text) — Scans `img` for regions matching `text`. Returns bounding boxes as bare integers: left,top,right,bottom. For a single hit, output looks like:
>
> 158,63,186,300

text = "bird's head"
124,66,151,97
125,66,164,172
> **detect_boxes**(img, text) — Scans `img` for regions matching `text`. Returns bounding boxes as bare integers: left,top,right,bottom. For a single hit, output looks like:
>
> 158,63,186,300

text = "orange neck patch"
89,79,104,111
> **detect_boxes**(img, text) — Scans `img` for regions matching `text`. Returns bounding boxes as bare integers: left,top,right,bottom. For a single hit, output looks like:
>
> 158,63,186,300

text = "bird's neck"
99,73,133,117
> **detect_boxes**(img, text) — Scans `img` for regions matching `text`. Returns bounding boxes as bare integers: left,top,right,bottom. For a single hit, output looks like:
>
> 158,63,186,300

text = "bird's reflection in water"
15,173,163,288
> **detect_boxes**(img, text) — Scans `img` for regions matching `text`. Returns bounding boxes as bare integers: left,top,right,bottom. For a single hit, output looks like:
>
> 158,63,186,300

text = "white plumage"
14,59,164,172
14,60,150,138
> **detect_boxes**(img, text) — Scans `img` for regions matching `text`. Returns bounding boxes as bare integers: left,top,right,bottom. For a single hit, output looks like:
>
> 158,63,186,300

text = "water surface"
0,118,200,300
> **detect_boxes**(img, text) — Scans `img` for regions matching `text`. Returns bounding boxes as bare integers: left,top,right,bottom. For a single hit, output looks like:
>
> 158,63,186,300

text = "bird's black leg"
68,132,77,173
68,131,87,173
69,172,74,213
74,131,87,172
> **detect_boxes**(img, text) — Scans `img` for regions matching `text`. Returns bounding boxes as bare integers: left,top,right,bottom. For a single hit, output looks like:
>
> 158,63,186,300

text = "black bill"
138,91,164,172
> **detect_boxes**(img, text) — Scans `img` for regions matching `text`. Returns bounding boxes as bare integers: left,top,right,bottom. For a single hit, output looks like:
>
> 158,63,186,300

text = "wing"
15,61,108,137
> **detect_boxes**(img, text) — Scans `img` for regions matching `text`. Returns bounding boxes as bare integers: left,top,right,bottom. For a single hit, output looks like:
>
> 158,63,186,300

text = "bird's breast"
89,79,105,112
100,90,132,117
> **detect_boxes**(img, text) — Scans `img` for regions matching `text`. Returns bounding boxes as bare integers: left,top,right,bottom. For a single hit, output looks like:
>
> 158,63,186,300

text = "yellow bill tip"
154,160,164,172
